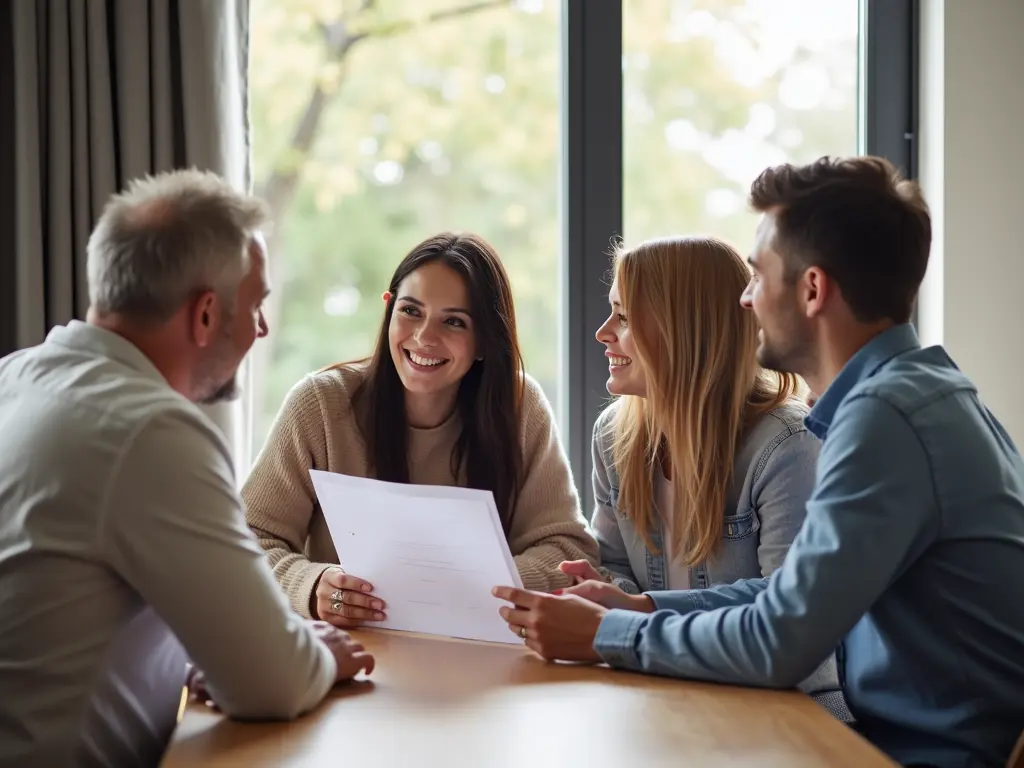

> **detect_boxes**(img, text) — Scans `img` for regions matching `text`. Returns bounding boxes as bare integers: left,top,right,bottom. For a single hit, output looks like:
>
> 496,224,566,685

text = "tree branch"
354,0,510,39
258,0,510,212
249,0,512,432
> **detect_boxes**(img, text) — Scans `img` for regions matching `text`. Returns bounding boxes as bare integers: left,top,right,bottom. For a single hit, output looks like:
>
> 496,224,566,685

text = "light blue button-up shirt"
593,324,1024,767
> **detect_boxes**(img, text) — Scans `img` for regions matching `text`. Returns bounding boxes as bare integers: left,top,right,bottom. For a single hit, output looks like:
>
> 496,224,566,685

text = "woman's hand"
314,567,387,628
493,587,606,662
558,559,606,584
558,560,654,612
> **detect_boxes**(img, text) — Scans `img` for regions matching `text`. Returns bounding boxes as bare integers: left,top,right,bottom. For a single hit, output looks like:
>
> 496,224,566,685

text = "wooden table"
162,629,895,767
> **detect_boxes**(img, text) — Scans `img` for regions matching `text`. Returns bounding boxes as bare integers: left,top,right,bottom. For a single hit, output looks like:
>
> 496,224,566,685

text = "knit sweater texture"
243,364,599,618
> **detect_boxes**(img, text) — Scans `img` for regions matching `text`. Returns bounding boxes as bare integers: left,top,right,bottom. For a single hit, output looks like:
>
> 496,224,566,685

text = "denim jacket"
590,399,845,708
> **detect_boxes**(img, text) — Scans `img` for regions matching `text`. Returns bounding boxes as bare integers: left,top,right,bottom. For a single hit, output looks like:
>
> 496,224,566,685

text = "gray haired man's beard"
198,373,239,405
194,336,241,405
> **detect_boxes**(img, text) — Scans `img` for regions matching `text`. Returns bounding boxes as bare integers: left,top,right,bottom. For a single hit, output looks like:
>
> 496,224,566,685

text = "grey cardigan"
591,398,848,715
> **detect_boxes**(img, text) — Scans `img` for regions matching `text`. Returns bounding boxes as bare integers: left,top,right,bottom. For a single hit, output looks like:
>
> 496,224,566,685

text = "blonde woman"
557,236,846,716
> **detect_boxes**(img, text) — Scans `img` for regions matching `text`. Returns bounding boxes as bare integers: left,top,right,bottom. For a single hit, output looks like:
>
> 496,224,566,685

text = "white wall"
917,0,1024,445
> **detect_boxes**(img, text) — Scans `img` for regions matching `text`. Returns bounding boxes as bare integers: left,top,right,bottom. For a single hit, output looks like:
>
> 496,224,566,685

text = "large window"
623,0,859,250
247,1,915,506
248,0,562,458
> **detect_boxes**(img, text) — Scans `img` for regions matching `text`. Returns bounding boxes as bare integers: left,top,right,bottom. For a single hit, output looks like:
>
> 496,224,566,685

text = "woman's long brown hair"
340,232,525,534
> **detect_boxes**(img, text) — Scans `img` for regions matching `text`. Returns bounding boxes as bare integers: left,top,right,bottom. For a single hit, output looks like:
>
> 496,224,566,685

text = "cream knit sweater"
243,364,599,618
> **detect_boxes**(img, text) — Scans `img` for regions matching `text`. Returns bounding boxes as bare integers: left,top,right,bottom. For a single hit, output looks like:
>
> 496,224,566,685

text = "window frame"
862,0,919,176
561,0,623,516
561,0,919,513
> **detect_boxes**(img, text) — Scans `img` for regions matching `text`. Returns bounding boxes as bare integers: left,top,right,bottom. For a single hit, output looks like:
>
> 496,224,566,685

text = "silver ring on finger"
330,590,343,603
331,600,343,613
519,626,528,639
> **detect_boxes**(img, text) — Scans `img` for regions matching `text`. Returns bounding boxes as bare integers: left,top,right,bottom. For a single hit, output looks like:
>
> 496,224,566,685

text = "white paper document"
309,470,524,645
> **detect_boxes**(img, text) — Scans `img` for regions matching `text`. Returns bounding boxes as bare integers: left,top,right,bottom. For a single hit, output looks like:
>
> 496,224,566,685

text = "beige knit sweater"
243,364,599,618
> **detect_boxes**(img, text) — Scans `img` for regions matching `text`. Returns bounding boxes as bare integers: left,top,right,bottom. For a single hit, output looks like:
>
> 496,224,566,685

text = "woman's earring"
476,357,484,361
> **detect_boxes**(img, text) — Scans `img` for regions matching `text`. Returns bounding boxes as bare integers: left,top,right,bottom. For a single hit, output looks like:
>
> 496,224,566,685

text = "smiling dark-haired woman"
243,232,598,627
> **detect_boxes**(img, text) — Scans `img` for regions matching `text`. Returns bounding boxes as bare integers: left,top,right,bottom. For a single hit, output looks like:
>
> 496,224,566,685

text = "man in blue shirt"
494,156,1024,767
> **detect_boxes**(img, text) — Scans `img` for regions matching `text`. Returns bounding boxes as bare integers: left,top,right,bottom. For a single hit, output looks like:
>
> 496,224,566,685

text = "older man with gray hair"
0,169,373,768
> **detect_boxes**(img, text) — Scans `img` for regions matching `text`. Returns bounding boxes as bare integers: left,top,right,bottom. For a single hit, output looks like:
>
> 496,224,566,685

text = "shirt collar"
45,320,169,386
805,323,920,439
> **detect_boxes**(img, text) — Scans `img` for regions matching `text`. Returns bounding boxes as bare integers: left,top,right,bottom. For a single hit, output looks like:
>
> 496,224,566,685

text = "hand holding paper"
309,470,524,644
313,567,385,628
493,586,607,662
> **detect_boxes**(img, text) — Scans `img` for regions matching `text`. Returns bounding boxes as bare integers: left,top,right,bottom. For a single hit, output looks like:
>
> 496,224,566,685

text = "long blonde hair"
610,236,800,565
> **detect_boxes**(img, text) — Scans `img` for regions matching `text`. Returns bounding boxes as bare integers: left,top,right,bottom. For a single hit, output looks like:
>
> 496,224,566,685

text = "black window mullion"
863,0,918,178
562,0,623,515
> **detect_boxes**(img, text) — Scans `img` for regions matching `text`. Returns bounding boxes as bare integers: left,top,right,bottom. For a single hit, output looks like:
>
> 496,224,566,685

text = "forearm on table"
213,630,337,721
591,488,931,687
184,653,326,717
176,547,338,718
118,523,338,719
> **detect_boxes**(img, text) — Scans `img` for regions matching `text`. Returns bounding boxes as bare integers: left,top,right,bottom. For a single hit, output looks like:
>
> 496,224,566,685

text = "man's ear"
801,266,830,319
190,290,220,349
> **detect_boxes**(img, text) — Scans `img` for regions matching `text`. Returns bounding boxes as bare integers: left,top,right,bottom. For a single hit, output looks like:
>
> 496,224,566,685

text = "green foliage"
248,0,858,457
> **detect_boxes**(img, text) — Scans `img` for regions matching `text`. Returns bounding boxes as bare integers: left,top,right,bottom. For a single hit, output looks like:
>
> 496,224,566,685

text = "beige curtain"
1,0,251,472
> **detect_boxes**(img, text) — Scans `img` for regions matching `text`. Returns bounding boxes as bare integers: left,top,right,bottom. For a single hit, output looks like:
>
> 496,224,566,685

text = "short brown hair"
749,155,931,324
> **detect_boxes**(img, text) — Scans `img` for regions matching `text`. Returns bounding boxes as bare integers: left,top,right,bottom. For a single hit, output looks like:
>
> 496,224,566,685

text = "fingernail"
362,584,372,592
375,612,385,620
372,600,383,610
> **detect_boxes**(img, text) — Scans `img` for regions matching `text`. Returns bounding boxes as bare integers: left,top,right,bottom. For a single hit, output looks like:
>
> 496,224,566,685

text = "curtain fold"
2,0,251,471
